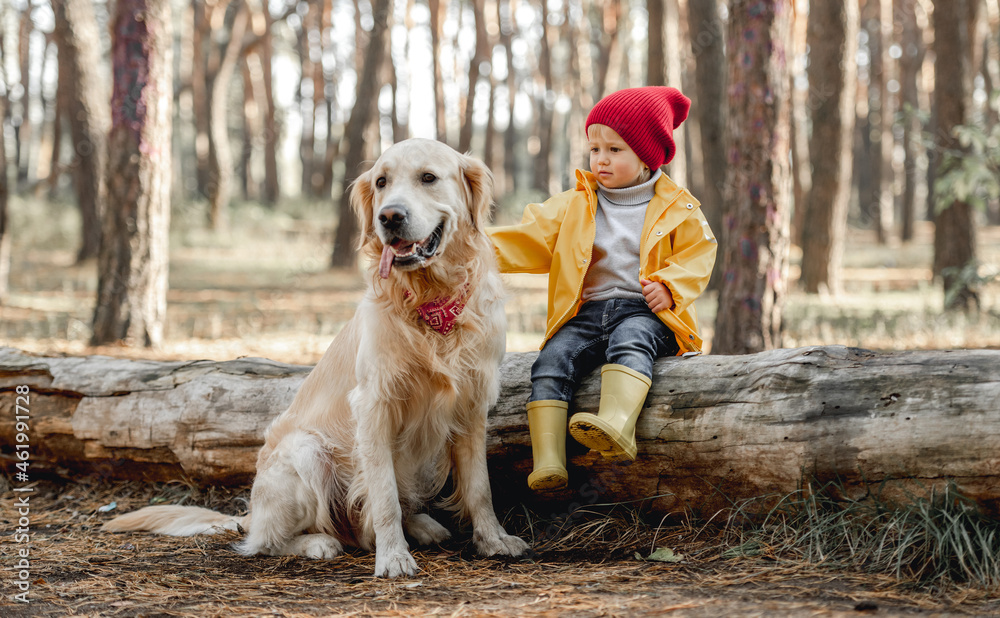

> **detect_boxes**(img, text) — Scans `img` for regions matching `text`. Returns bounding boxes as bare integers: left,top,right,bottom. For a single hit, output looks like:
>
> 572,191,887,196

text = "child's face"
587,124,648,189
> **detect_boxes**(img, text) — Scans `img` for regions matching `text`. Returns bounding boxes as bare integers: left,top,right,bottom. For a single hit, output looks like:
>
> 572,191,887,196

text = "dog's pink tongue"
379,244,394,279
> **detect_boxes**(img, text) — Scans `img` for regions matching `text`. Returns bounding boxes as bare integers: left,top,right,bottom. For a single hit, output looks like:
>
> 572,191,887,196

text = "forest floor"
3,197,1000,615
3,477,1000,617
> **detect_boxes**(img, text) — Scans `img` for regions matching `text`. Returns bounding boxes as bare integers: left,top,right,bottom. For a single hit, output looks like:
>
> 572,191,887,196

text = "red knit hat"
585,86,691,170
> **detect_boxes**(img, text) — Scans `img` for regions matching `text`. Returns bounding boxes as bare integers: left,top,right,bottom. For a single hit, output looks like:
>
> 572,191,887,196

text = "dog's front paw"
473,528,530,557
374,547,419,578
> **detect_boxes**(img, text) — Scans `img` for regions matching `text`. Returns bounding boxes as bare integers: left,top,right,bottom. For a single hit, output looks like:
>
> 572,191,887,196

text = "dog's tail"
102,505,246,537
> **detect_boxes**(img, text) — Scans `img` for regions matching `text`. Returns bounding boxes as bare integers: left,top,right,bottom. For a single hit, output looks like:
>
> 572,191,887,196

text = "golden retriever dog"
104,138,529,577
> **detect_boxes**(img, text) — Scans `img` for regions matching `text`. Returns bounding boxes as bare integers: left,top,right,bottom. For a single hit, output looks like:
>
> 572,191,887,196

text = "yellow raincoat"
488,170,717,353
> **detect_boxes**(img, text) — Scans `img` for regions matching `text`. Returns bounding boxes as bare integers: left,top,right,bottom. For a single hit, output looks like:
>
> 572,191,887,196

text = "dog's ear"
461,154,496,233
350,169,376,248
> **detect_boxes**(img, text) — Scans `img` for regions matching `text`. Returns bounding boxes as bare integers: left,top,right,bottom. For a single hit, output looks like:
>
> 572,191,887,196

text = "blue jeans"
529,298,680,403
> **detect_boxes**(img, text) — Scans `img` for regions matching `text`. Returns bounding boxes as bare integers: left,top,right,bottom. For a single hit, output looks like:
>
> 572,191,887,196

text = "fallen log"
2,345,998,517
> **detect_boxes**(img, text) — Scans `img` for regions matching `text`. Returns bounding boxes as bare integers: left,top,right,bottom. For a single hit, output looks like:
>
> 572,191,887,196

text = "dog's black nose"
378,205,408,230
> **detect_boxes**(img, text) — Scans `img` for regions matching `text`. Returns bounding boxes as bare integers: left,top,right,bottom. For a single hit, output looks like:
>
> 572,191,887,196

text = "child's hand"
641,279,674,313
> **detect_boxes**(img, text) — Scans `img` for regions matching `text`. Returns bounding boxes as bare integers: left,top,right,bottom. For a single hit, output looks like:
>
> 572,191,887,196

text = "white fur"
102,505,244,537
103,139,529,577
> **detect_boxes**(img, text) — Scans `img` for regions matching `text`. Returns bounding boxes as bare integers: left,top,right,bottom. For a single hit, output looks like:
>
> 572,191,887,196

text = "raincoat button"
686,203,694,209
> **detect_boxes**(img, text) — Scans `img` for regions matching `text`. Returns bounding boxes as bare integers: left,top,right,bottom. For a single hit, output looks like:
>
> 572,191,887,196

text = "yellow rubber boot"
526,400,569,491
569,364,651,461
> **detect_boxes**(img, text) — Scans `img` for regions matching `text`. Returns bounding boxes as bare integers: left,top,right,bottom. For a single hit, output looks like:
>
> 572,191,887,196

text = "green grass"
718,480,1000,590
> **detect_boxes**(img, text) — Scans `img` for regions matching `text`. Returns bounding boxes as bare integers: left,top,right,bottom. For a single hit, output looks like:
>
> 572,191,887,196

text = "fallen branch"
2,346,998,516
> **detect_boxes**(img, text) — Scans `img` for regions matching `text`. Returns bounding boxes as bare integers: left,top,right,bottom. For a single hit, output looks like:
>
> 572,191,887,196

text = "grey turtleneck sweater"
581,169,661,303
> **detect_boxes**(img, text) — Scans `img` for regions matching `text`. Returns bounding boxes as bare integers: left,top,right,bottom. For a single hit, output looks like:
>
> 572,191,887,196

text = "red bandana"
405,287,469,335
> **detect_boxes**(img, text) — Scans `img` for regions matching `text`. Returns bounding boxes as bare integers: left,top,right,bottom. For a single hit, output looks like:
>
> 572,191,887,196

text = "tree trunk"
386,13,405,144
297,0,318,198
789,4,809,248
52,0,110,264
330,0,391,268
897,0,924,243
15,10,33,186
191,0,212,199
260,3,280,205
483,48,498,174
964,0,983,116
240,56,256,201
458,0,489,154
861,0,894,244
317,0,333,191
713,0,793,355
559,0,587,184
647,0,665,86
0,24,8,300
985,5,1000,225
932,0,979,311
34,37,57,192
799,0,858,295
4,346,1000,518
91,0,173,348
593,2,621,99
532,0,554,194
500,0,519,195
482,0,501,175
207,3,248,232
0,93,9,305
984,5,1000,132
686,0,726,291
663,0,687,184
429,0,449,144
48,68,64,198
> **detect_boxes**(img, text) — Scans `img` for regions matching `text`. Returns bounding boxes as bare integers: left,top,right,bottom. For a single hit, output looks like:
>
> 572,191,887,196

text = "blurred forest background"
0,0,998,361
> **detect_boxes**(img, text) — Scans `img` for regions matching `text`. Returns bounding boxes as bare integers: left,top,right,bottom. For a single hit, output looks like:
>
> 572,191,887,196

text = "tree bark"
207,3,248,231
713,0,793,354
932,0,979,311
91,0,173,348
260,2,280,205
429,0,449,144
500,0,519,195
861,0,894,244
14,10,33,186
0,93,9,305
531,0,554,195
593,2,621,100
386,9,405,144
51,0,110,264
4,346,1000,517
191,0,212,200
483,44,498,174
686,0,726,291
789,4,809,248
48,63,64,198
240,56,257,201
297,0,319,198
458,0,490,154
559,0,588,184
663,0,687,184
648,0,665,86
799,0,858,295
330,0,391,268
35,36,57,193
897,0,924,243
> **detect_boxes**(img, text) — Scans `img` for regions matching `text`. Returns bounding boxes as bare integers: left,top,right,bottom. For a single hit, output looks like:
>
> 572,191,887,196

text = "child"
488,86,718,491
